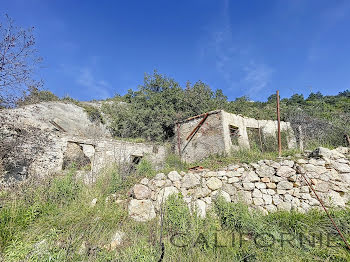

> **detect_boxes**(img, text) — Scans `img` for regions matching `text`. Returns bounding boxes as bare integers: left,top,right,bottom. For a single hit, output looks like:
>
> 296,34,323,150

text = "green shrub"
82,104,105,124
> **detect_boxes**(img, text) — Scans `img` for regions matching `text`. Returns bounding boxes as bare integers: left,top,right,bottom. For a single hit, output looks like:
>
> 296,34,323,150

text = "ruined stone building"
0,102,166,185
175,110,297,162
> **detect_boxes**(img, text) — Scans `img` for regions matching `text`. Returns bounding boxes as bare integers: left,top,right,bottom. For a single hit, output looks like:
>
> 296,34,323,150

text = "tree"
0,14,42,107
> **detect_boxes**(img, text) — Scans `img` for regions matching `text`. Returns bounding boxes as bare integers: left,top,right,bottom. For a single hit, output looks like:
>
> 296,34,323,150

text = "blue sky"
2,0,350,101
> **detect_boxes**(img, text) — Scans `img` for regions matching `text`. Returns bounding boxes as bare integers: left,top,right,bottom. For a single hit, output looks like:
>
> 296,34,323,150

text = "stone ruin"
175,110,297,162
128,147,350,221
0,102,166,185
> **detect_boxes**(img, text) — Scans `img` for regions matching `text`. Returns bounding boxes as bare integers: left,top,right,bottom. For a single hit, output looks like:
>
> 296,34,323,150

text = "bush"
16,86,59,106
81,104,105,124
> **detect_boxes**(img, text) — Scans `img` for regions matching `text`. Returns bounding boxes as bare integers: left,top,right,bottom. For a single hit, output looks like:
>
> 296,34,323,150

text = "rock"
291,197,301,207
310,147,345,159
203,196,212,205
62,142,91,170
212,190,231,202
276,166,296,178
336,147,349,155
325,191,346,207
128,199,156,222
277,202,292,211
300,186,310,193
303,164,327,174
228,177,240,183
174,181,181,189
132,184,151,200
206,177,223,190
263,194,272,205
308,158,325,166
255,165,275,177
261,177,270,183
109,231,125,250
277,181,293,190
314,182,329,193
265,205,277,212
194,187,211,198
194,199,206,218
237,191,252,204
222,184,237,196
242,171,260,182
271,176,282,183
284,194,293,202
331,161,350,173
140,178,149,185
90,198,98,207
255,182,266,189
266,189,276,195
281,160,294,167
154,173,166,180
154,180,166,188
266,182,276,189
273,195,282,205
252,189,262,198
168,171,182,182
182,173,200,189
218,170,226,177
253,198,264,206
156,186,179,206
242,182,255,191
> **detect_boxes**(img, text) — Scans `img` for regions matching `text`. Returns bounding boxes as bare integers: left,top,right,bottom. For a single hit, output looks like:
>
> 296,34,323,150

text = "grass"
1,150,350,261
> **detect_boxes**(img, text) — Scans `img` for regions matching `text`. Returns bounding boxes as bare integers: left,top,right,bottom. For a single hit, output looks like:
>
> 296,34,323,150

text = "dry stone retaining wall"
128,147,350,222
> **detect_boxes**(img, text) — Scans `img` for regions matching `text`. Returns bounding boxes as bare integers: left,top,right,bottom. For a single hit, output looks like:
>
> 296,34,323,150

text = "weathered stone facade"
128,147,350,221
0,102,166,185
175,110,297,162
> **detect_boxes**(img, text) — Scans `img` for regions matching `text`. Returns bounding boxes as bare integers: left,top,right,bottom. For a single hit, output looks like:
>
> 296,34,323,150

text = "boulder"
276,166,296,178
168,171,182,182
182,173,200,189
132,184,151,200
242,182,255,191
140,178,149,185
277,181,293,190
128,199,156,222
242,171,260,182
154,173,166,180
206,177,223,190
194,199,206,218
331,161,350,173
255,165,275,177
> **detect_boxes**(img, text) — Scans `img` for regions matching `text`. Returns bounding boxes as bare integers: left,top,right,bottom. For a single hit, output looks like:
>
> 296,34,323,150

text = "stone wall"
128,147,350,222
0,102,166,185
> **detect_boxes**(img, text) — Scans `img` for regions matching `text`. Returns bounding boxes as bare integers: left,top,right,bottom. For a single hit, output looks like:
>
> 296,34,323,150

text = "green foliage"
16,86,59,106
81,104,105,124
102,70,227,141
1,171,350,262
100,70,350,149
135,158,156,178
214,198,265,234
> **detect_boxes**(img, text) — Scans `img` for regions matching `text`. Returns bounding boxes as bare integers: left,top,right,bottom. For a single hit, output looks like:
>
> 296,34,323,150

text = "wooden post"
276,90,282,156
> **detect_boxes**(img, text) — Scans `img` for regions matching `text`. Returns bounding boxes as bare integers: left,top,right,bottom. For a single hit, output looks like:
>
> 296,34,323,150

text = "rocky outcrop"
128,147,350,221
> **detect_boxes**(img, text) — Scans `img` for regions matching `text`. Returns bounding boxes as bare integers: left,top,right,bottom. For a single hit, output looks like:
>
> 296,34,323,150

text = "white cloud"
243,61,274,96
76,68,111,99
199,0,274,98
